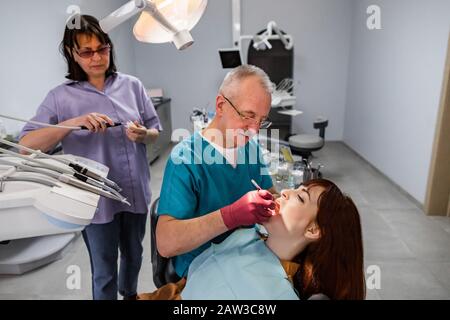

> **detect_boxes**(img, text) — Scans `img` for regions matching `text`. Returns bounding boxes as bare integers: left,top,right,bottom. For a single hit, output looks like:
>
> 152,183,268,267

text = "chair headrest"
313,117,328,129
314,116,328,124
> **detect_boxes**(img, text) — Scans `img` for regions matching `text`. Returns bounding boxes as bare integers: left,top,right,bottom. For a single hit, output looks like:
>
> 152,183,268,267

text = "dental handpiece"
80,122,123,130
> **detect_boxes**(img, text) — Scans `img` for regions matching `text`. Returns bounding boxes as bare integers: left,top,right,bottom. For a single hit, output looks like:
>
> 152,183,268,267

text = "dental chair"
288,117,328,161
150,197,180,288
149,198,329,299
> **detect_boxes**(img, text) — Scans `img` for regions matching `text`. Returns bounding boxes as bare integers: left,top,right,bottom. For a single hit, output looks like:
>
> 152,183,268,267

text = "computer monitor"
218,48,242,69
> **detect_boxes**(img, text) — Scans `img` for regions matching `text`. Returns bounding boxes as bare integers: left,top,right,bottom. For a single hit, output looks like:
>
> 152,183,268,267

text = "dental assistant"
19,15,161,300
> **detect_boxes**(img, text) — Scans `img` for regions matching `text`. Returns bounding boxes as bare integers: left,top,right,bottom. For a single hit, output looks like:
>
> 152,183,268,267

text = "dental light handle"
100,0,147,33
144,1,180,34
144,1,194,50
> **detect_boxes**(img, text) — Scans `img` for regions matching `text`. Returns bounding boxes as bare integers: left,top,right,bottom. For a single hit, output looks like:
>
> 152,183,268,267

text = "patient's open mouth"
273,199,281,215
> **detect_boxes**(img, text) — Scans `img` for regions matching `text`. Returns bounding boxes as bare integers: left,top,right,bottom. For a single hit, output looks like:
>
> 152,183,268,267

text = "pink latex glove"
220,190,275,230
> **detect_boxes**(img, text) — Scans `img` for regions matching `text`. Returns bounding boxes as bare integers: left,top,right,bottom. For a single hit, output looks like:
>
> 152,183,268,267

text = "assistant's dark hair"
293,179,366,300
60,14,117,81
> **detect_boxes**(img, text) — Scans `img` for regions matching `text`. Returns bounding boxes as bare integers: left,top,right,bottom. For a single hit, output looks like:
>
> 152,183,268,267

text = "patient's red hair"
293,179,365,300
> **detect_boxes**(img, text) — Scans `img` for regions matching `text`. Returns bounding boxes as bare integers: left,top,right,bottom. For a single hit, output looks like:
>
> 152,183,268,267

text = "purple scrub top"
20,72,162,224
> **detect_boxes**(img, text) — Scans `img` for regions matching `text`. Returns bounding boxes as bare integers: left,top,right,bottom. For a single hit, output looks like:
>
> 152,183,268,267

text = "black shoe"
123,294,137,300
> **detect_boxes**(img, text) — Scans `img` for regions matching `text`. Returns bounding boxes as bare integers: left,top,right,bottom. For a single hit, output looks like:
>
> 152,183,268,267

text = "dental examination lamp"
100,0,208,50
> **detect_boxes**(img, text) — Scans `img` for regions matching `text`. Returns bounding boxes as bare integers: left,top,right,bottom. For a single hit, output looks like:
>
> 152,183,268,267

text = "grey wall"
0,0,135,135
80,0,137,76
344,0,450,203
133,0,353,140
241,0,353,140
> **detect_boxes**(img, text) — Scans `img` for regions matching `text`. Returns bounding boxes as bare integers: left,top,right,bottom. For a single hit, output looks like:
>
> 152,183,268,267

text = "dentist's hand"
220,190,275,230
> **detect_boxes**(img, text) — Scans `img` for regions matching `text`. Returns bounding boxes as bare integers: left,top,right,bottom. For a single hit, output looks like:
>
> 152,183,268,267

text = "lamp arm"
101,0,182,36
100,0,147,33
267,21,293,50
267,21,275,36
101,0,197,50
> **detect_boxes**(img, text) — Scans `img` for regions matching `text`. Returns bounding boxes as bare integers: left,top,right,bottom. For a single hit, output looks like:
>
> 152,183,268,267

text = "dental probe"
251,179,262,190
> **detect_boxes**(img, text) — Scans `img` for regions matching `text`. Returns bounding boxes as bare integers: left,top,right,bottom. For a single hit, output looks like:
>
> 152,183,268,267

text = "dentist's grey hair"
219,65,273,100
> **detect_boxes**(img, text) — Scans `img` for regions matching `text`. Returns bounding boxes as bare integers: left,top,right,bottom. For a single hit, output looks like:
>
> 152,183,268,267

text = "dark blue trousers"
82,212,148,300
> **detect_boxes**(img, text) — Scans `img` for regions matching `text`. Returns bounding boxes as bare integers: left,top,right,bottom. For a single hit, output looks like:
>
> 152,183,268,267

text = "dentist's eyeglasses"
222,95,272,129
75,45,111,59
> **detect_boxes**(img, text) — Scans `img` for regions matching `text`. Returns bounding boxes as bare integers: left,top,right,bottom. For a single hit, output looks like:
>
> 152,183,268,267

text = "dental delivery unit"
0,138,128,274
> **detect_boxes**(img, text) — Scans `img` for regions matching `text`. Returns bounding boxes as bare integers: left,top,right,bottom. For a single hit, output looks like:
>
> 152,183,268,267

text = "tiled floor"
0,142,449,300
320,143,450,300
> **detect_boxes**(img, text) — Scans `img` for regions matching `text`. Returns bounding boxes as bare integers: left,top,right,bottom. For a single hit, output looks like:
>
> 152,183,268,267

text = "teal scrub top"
157,132,273,277
181,228,300,300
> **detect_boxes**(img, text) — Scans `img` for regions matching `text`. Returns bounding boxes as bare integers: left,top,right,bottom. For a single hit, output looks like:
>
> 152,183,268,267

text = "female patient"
138,179,365,300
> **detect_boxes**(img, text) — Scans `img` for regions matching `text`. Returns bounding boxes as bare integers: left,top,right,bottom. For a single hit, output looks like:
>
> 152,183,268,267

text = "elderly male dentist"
156,65,278,279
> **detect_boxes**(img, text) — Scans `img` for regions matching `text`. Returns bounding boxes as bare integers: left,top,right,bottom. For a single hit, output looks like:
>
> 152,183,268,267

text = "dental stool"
150,197,181,288
288,117,328,161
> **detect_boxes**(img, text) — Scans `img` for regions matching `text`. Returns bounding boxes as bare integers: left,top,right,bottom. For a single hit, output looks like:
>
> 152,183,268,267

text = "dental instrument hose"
0,138,122,192
0,114,122,130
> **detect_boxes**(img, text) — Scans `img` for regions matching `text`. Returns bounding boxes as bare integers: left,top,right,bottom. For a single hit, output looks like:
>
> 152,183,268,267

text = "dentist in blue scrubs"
156,65,278,279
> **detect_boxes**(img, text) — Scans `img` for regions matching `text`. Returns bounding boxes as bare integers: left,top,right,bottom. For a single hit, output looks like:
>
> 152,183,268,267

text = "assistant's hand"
126,120,148,143
220,190,275,230
63,113,114,133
